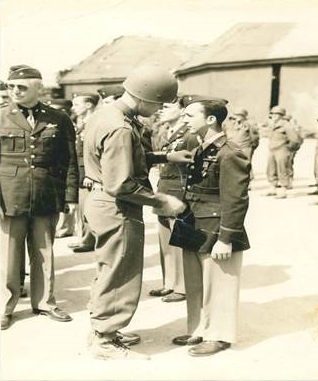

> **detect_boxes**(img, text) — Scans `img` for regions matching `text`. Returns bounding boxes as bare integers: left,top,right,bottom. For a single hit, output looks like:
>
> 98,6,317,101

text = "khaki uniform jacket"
268,120,300,150
185,134,250,253
0,102,79,216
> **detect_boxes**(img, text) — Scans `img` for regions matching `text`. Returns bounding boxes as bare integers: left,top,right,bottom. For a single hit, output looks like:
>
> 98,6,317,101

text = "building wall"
280,63,318,133
62,82,122,100
178,66,273,124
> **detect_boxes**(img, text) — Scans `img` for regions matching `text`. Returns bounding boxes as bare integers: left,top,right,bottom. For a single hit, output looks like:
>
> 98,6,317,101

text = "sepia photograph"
1,0,318,380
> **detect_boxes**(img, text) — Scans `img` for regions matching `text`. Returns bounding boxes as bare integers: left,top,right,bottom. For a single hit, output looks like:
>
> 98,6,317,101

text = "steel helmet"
270,106,286,116
123,63,178,103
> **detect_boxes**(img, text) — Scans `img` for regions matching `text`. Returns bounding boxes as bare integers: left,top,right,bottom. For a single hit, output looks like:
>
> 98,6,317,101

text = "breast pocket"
0,129,25,152
41,128,59,150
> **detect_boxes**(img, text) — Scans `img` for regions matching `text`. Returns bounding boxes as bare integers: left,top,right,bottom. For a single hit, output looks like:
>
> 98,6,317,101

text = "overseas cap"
233,108,248,118
8,65,42,80
97,85,124,99
182,94,228,108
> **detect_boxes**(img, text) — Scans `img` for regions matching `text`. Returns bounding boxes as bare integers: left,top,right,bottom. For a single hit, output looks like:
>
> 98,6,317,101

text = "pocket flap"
0,129,25,138
0,165,18,177
192,201,221,218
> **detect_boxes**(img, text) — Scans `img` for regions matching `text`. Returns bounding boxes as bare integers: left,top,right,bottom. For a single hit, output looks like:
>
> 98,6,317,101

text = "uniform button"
30,154,35,158
188,175,192,179
9,134,14,137
190,165,195,169
30,136,36,140
161,164,165,167
213,212,217,216
30,165,35,169
187,185,191,189
30,145,35,149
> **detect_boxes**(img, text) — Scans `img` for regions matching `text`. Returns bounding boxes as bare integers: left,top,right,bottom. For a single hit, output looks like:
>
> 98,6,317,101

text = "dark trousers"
84,190,144,339
1,214,58,316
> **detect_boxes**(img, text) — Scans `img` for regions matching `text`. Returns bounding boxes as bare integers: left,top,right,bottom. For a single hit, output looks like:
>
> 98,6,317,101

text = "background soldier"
0,65,79,330
265,106,300,198
67,93,99,252
0,80,9,106
83,63,192,360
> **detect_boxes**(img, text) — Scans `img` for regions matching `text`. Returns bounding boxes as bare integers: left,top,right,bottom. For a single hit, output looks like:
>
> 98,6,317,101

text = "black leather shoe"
308,189,318,195
72,244,94,253
1,315,12,330
188,340,231,356
172,334,203,346
33,307,72,322
149,288,173,297
162,292,186,302
116,331,141,346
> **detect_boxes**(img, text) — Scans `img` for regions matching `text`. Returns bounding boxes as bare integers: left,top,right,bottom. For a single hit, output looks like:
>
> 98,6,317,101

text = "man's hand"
152,193,187,217
83,177,93,189
64,203,77,214
211,240,232,260
0,206,4,219
166,150,194,163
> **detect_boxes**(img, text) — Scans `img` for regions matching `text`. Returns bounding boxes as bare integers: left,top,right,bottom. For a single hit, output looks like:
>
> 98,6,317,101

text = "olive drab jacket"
185,133,251,253
268,119,300,151
0,102,79,216
84,100,166,207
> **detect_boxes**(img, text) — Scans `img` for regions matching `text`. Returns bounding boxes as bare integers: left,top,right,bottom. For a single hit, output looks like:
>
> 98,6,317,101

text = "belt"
185,191,220,202
91,182,104,191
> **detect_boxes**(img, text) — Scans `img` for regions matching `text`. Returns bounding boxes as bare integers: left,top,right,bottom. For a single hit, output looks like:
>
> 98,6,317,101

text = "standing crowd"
0,64,317,361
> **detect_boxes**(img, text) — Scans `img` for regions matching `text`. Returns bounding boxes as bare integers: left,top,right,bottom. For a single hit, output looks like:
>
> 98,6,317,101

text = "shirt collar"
201,131,225,151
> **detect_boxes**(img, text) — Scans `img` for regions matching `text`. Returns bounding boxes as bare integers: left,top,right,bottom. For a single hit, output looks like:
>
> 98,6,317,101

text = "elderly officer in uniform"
83,63,193,360
171,98,250,356
265,106,300,198
0,65,79,330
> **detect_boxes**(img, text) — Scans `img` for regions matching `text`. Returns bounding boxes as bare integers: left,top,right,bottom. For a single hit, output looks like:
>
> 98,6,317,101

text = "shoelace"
111,338,130,351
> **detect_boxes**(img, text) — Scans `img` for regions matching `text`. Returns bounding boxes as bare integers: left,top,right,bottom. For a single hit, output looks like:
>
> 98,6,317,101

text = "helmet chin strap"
121,91,138,110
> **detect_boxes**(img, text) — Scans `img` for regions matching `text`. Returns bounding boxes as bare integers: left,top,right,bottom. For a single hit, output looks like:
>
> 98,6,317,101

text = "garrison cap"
97,85,124,99
233,108,248,118
8,65,42,80
72,92,99,106
47,98,73,109
270,105,286,116
182,94,228,108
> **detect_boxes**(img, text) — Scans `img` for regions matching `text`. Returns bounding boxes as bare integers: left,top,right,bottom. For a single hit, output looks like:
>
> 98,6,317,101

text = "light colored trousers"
183,249,243,343
1,214,58,316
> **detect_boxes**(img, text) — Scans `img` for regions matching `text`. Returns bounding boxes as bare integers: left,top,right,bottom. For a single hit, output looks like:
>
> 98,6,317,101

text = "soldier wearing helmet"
83,63,193,360
265,105,300,198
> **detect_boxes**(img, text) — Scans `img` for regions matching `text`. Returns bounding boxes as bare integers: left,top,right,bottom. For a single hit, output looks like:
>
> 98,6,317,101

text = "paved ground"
1,138,318,381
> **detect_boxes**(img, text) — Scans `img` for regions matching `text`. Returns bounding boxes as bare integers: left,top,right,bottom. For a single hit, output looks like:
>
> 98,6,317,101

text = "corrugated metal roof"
175,23,318,74
58,35,202,84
